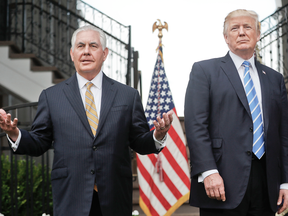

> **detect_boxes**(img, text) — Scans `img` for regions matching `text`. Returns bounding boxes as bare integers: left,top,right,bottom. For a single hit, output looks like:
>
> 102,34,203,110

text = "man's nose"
84,45,90,55
239,26,245,35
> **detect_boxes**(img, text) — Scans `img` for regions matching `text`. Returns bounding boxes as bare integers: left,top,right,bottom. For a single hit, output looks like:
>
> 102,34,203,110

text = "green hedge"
1,155,53,215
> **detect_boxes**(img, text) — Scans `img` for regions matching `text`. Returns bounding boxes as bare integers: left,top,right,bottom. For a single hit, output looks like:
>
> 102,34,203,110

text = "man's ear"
103,48,109,61
70,48,74,62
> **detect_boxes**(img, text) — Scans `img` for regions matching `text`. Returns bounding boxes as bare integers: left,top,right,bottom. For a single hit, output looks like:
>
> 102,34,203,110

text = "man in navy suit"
185,9,288,216
0,25,173,216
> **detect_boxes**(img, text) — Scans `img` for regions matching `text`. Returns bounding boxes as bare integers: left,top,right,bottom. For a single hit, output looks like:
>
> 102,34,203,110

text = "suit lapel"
220,53,252,118
63,73,93,137
94,73,117,140
255,61,270,133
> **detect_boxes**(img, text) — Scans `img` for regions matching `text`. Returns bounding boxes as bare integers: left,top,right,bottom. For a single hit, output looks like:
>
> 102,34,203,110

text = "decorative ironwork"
5,0,132,85
258,4,288,84
0,102,53,215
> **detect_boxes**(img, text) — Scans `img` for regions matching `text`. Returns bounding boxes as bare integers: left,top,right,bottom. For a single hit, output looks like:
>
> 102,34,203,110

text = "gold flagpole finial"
152,19,168,40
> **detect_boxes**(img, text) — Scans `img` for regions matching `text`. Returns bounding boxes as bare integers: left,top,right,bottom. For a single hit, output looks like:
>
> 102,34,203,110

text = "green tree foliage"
1,155,53,215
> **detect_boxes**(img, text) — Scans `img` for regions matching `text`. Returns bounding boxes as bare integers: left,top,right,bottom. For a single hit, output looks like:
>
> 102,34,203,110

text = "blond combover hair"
223,9,261,35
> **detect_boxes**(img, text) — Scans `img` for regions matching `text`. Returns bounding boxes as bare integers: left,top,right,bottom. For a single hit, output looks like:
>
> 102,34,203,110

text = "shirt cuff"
6,130,21,152
153,132,167,150
198,169,219,183
280,183,288,190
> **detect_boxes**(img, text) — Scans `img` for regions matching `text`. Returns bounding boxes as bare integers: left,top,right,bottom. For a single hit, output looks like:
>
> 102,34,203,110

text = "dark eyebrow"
77,42,85,46
90,42,99,46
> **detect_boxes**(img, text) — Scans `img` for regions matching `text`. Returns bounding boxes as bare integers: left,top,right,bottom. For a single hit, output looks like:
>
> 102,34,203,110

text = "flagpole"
137,19,190,216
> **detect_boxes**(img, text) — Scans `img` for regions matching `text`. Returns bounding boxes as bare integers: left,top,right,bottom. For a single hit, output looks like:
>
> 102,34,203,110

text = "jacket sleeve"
184,62,217,177
16,90,53,156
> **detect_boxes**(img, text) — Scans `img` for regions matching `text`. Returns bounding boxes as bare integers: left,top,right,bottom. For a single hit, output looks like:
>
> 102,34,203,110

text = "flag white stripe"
137,166,167,215
161,154,190,194
165,135,190,178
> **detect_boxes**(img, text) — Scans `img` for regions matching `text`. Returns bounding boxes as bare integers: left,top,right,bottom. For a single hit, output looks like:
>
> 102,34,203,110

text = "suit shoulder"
106,76,137,93
190,56,224,75
43,77,70,93
195,56,224,65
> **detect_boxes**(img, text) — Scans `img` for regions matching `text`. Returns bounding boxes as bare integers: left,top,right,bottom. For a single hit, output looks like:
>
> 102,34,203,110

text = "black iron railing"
4,0,133,85
0,102,53,216
259,3,288,83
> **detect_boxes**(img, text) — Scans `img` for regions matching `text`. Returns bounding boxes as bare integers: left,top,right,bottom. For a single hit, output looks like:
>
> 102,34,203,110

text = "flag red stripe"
147,154,183,199
161,147,190,189
139,186,159,216
137,156,171,210
168,125,188,161
162,170,183,200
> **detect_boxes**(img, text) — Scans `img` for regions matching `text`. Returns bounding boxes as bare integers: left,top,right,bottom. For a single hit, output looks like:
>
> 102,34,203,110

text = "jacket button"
92,146,97,151
91,170,95,175
246,151,251,156
249,128,253,132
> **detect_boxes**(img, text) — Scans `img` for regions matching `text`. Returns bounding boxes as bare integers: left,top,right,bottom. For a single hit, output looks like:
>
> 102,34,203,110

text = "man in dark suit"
0,25,173,216
184,9,288,216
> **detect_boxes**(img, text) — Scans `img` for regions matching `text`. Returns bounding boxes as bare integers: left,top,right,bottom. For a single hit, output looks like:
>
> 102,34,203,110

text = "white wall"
0,46,55,102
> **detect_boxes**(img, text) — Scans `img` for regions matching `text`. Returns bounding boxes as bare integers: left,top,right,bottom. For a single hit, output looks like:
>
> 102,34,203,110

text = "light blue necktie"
243,61,265,159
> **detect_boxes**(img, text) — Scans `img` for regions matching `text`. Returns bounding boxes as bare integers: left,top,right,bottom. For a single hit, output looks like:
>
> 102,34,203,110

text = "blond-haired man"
185,9,288,216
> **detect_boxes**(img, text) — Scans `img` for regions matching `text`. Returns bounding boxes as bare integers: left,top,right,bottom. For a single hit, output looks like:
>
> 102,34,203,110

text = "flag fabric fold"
137,43,190,216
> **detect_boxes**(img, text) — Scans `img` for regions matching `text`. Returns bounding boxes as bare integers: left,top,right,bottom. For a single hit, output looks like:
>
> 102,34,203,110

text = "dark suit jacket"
184,52,288,212
14,73,158,216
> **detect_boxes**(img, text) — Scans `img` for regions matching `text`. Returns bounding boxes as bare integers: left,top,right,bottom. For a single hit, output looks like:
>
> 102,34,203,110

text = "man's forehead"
75,30,100,41
229,16,255,25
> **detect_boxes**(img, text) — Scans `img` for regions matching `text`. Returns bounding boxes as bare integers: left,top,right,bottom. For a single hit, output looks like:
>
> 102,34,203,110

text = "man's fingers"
12,118,18,128
219,187,226,202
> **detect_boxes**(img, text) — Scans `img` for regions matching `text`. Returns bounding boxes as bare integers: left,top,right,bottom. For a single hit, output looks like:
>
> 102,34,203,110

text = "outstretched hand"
153,110,173,141
0,109,19,141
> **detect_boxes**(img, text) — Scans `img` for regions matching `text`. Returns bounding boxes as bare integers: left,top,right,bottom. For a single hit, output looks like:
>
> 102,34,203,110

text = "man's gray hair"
71,25,107,51
223,9,260,36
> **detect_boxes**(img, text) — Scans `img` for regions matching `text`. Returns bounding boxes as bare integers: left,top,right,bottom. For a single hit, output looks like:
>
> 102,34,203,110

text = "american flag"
136,43,190,216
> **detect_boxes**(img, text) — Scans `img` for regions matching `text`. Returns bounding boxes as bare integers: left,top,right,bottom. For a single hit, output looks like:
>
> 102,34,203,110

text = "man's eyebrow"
90,42,99,46
77,42,85,46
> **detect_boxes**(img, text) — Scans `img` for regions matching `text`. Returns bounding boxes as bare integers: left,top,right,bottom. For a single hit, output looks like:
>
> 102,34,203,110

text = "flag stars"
164,105,170,111
162,84,168,90
148,119,154,126
151,84,156,90
153,98,158,104
150,112,156,118
148,98,153,104
149,91,154,97
145,112,149,118
146,105,151,111
160,98,165,104
161,91,166,97
167,91,172,96
165,97,171,104
152,105,157,111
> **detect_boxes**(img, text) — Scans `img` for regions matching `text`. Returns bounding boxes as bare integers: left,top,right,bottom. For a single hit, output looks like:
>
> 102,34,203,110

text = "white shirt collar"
229,51,256,72
76,71,103,90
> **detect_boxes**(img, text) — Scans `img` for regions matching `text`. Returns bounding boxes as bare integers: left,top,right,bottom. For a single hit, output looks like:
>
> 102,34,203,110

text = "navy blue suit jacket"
184,53,288,211
15,73,158,216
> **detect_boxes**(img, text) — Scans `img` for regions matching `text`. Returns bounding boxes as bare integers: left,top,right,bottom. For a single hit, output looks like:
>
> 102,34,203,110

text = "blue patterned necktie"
243,61,265,159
